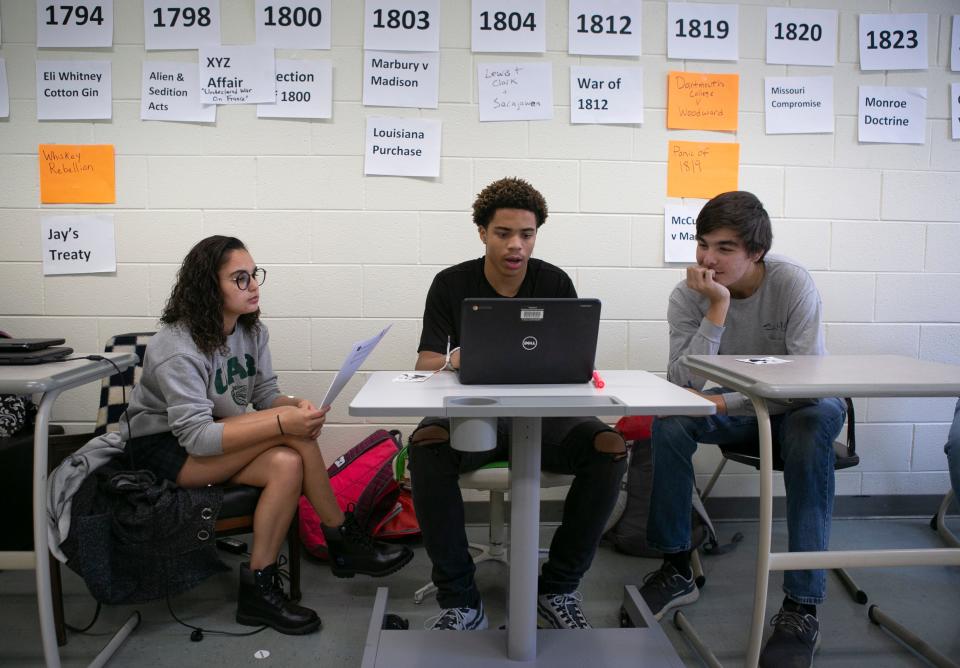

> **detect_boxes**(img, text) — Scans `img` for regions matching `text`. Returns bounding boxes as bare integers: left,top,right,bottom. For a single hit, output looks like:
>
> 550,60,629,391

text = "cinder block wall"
1,0,958,500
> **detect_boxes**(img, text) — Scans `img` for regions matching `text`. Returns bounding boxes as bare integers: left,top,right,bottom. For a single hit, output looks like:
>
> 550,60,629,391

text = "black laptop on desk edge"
0,346,73,366
458,298,601,385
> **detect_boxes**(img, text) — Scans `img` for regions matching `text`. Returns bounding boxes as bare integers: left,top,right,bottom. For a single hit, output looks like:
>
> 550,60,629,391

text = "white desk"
681,354,960,668
0,353,139,668
351,370,715,668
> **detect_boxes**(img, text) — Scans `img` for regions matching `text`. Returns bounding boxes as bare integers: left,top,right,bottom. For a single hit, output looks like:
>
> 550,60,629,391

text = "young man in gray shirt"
639,191,845,668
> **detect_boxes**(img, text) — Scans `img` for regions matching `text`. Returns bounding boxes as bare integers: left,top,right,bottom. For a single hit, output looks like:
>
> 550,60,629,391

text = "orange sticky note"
667,141,739,199
667,71,739,132
39,144,116,204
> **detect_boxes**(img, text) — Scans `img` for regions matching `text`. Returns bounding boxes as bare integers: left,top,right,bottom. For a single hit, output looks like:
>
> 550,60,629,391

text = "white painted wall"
1,0,958,499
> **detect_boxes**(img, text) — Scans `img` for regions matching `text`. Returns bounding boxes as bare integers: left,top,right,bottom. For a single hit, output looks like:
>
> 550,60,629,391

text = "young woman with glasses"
121,235,412,634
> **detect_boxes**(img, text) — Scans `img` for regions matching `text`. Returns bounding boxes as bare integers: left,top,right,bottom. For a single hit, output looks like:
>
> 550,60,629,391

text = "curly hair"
472,177,548,228
696,191,773,260
160,236,260,354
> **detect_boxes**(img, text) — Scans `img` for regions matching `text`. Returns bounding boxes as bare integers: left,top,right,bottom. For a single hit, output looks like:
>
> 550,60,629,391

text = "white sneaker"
537,591,592,629
425,601,489,630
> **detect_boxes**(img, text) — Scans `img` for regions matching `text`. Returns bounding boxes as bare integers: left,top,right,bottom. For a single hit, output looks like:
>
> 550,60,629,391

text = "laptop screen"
458,298,601,385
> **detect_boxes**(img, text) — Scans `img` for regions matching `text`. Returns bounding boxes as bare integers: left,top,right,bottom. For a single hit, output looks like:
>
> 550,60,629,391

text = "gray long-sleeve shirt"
666,253,825,416
121,322,282,456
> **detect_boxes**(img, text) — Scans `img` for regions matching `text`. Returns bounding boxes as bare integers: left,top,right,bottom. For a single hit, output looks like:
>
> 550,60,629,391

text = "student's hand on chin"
686,266,729,304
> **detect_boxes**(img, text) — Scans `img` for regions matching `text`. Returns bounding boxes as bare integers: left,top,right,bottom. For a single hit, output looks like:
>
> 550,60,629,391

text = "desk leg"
508,417,541,662
34,389,63,668
747,398,773,668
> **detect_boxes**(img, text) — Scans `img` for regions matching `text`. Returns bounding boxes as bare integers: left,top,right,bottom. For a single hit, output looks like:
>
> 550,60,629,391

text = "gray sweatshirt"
121,322,282,456
666,253,825,416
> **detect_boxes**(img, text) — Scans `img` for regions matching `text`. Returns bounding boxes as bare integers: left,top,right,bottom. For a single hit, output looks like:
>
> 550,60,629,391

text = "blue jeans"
647,394,846,605
946,399,960,500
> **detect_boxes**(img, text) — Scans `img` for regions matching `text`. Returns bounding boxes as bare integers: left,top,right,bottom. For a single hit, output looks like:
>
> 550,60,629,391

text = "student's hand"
279,404,329,439
449,348,461,371
297,398,319,412
686,266,730,305
684,387,727,415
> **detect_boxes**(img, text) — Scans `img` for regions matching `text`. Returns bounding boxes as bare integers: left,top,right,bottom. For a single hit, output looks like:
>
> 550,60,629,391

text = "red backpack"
298,429,419,559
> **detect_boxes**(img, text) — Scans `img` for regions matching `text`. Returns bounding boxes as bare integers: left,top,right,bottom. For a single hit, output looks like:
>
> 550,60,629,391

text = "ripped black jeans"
408,416,626,609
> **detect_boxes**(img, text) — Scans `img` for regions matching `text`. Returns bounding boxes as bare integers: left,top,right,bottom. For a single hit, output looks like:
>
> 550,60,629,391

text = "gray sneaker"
537,591,592,629
759,603,820,668
638,562,699,620
425,602,489,630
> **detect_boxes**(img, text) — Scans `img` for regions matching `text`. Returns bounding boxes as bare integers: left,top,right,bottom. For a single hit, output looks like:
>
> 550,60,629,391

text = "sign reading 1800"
255,0,330,49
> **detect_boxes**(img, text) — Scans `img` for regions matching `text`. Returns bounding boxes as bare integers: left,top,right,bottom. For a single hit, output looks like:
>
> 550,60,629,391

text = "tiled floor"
2,516,958,667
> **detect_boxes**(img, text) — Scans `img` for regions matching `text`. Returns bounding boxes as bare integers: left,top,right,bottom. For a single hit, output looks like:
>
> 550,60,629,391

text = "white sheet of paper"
667,2,738,61
36,60,112,120
255,0,331,49
141,61,216,122
478,62,553,122
858,13,928,71
199,45,275,104
765,7,836,67
570,66,643,124
951,83,959,140
362,50,439,109
952,16,959,72
42,214,116,275
568,0,642,56
364,0,440,52
0,59,8,118
321,325,392,407
393,371,434,383
364,116,442,177
37,0,113,48
144,0,221,50
257,59,332,119
737,357,792,365
764,76,833,134
472,0,546,53
663,203,703,263
858,86,926,144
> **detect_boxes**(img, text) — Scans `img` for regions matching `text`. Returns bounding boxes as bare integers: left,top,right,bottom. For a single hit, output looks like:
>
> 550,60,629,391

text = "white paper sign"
199,46,275,104
765,7,836,67
664,203,702,263
952,16,959,72
364,0,439,52
257,59,332,119
144,0,221,50
321,325,391,407
568,0,642,57
951,82,959,140
667,2,738,61
365,116,442,177
472,0,546,53
859,13,928,71
858,86,926,144
570,66,642,124
42,215,116,275
255,0,330,49
764,76,833,134
0,59,8,118
36,60,111,120
478,62,552,122
363,50,439,108
141,61,216,122
37,0,113,48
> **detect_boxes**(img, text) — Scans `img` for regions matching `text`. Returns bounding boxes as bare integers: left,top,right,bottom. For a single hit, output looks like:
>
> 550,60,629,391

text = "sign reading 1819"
667,2,738,61
363,0,439,52
143,0,220,51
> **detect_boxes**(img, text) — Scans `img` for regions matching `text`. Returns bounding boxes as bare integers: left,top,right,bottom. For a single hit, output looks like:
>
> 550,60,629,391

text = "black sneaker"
638,562,699,621
758,603,820,668
537,591,592,629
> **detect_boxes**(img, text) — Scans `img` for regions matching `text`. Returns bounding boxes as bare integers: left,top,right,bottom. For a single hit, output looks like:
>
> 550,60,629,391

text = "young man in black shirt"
408,177,627,630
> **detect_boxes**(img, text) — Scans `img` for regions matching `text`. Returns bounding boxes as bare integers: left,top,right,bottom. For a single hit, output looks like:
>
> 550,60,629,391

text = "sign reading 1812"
144,0,221,50
36,0,113,48
364,0,439,52
858,13,928,71
667,2,738,61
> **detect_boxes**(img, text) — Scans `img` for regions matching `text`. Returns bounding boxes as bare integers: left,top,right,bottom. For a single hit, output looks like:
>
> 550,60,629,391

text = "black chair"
48,332,302,645
694,397,866,603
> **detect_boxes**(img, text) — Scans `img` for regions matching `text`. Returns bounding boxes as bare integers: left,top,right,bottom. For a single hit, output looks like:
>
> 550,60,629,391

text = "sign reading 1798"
143,0,220,50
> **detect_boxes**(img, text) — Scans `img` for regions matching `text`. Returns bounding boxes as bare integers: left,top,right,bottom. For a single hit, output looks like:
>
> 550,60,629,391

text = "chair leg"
934,490,959,548
833,568,868,605
487,490,506,559
287,508,302,602
690,549,705,589
699,458,727,502
50,557,67,646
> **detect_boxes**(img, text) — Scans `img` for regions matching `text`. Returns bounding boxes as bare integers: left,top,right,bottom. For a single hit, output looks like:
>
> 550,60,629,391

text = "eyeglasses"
232,267,267,291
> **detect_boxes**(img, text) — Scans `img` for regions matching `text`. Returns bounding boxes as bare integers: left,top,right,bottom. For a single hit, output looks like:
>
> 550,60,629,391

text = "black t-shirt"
418,257,577,354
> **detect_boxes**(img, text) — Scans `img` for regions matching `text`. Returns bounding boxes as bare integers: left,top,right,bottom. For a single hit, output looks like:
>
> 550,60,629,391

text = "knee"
267,447,304,488
593,430,627,460
651,416,700,454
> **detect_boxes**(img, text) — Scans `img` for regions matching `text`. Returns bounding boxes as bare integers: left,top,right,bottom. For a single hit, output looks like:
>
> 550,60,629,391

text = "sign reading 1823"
364,0,440,52
858,13,928,71
143,0,221,50
667,2,738,62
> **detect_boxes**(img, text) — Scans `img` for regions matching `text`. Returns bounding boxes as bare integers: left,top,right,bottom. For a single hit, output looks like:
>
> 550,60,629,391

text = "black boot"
236,562,321,635
322,510,414,578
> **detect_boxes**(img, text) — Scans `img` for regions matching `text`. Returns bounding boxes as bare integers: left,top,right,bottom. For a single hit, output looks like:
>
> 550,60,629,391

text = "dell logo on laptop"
522,336,538,351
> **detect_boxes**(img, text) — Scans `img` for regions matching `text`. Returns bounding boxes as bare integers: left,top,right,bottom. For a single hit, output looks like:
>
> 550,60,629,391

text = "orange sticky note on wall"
667,141,739,199
39,144,116,204
667,71,739,132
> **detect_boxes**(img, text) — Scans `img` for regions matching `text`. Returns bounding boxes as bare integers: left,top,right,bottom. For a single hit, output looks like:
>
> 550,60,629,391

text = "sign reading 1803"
364,0,439,52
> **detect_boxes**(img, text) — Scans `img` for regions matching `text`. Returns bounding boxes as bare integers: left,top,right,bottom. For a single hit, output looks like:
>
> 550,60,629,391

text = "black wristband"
277,413,285,436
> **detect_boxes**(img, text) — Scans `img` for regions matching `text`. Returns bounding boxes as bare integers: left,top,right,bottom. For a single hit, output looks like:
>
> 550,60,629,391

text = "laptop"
0,338,66,352
0,347,73,365
458,298,601,385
